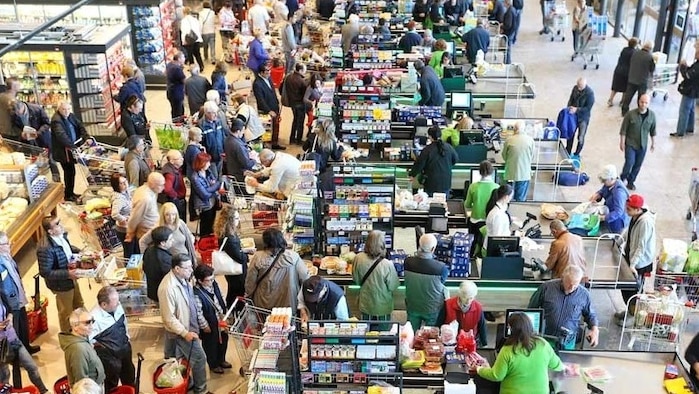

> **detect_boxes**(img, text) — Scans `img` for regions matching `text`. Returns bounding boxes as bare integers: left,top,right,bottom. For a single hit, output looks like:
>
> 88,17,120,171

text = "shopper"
142,226,174,302
502,122,534,201
211,61,229,105
247,29,270,74
511,0,523,44
589,164,630,233
352,230,399,321
377,18,391,41
444,0,469,26
245,228,309,311
444,280,487,347
253,65,285,149
298,276,350,323
428,39,449,72
545,220,586,279
232,92,265,142
464,161,499,257
89,286,135,393
398,21,422,53
303,118,344,191
672,41,699,137
244,149,301,198
110,173,132,252
0,77,20,139
317,0,334,18
685,332,699,382
0,231,40,354
608,38,638,107
185,65,212,116
126,172,165,254
615,194,656,322
282,13,298,74
124,135,150,188
193,264,231,374
414,60,445,107
619,94,656,190
223,120,254,183
214,204,252,307
410,126,458,196
421,29,437,49
484,184,514,251
501,0,515,64
219,1,237,57
528,265,600,349
191,152,223,236
490,0,505,22
273,0,289,23
475,311,564,392
538,0,550,34
303,73,323,132
181,7,204,70
160,149,187,221
283,63,308,144
404,234,449,328
185,127,205,180
166,52,187,120
199,2,217,65
59,308,105,386
412,0,430,22
115,65,145,109
342,14,361,55
139,203,197,264
248,0,271,34
10,100,60,182
199,101,226,177
37,215,84,333
571,0,588,53
462,18,490,64
565,77,595,157
51,100,89,202
121,96,150,142
620,41,655,116
0,293,49,393
158,255,212,394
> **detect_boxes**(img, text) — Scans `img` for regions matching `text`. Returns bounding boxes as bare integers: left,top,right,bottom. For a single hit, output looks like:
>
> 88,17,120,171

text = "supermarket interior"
2,0,699,392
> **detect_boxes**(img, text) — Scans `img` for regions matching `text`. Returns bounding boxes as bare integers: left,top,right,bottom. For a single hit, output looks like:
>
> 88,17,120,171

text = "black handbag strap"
250,251,283,298
360,256,383,286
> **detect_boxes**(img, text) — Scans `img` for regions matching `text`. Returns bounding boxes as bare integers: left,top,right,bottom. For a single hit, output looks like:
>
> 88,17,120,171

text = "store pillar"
655,0,671,51
614,0,625,37
633,0,646,38
662,0,681,54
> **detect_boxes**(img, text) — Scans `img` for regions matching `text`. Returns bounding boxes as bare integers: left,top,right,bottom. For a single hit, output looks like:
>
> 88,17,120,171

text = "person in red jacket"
160,150,188,221
444,280,488,347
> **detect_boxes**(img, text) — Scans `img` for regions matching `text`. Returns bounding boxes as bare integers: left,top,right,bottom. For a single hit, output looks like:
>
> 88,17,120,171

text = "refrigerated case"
0,24,131,140
0,2,127,25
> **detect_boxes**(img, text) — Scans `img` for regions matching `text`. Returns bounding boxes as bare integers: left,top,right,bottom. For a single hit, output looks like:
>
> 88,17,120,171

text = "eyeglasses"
81,319,95,325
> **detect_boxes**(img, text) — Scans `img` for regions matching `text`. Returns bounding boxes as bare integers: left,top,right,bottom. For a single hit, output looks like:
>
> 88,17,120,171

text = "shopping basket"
195,235,218,266
53,377,69,394
27,274,48,342
153,359,190,394
10,387,40,394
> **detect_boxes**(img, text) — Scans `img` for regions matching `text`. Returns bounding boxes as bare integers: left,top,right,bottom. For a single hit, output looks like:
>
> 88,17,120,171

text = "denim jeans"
620,145,647,184
512,8,522,43
407,311,440,329
172,336,208,394
201,33,216,60
0,341,48,393
572,29,581,52
513,180,529,201
540,1,549,32
676,95,696,135
565,119,588,155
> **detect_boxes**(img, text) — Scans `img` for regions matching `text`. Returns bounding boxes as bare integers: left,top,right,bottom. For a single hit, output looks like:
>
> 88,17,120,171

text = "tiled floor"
10,0,699,393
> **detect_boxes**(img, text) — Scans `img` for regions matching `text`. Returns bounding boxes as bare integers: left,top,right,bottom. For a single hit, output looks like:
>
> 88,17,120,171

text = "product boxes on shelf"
434,231,473,276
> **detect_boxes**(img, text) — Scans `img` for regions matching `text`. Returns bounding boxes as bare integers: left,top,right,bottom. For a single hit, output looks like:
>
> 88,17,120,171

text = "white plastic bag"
155,359,184,388
659,239,689,273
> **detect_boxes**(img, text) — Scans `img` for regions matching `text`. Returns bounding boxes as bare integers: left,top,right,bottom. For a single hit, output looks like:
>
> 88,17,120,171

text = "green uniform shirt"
465,179,499,222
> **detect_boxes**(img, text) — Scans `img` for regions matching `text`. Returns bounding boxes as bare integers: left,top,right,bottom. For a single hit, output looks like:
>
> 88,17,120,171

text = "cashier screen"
505,309,544,335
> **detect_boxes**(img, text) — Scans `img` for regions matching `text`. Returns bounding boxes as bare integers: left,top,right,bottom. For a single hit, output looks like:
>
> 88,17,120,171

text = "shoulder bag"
212,237,244,276
302,135,322,172
360,256,384,286
249,251,283,300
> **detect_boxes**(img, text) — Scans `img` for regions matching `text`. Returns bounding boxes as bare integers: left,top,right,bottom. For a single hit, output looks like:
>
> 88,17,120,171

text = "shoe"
614,311,627,320
28,345,40,354
220,361,233,369
688,130,694,134
211,367,225,374
627,183,636,191
271,144,287,150
607,99,613,107
670,132,685,138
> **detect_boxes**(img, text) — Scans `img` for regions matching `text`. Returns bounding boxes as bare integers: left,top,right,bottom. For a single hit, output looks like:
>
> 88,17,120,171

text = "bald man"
566,77,595,156
545,220,586,279
126,172,165,254
404,234,450,328
619,94,655,191
161,150,187,220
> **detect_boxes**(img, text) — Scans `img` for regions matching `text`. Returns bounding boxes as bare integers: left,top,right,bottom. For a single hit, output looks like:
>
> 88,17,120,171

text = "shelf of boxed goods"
1,52,71,116
285,164,318,256
322,165,395,256
129,4,168,77
302,320,402,393
336,88,392,146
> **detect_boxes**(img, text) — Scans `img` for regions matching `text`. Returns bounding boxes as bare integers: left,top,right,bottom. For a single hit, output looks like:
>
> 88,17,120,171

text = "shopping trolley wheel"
664,93,669,101
561,36,565,42
693,232,697,242
239,367,246,377
550,37,554,42
687,210,692,220
571,55,575,61
595,64,600,70
652,91,657,97
583,64,588,70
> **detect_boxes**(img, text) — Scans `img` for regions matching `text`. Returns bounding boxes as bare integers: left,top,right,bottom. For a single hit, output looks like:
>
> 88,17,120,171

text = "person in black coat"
142,226,174,302
415,60,445,107
115,65,145,109
686,331,699,385
51,101,89,201
409,126,458,196
429,0,446,24
462,18,490,63
253,65,285,149
413,0,430,22
566,77,595,155
193,264,230,374
121,96,151,142
166,52,187,120
608,37,638,107
224,119,256,183
213,204,251,309
317,0,335,18
490,0,505,22
444,0,469,25
501,0,515,64
302,119,344,192
10,100,61,182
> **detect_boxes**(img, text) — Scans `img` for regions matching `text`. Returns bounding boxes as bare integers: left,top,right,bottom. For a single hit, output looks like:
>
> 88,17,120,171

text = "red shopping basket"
195,235,218,266
54,376,70,394
153,359,190,394
109,387,136,394
11,387,40,394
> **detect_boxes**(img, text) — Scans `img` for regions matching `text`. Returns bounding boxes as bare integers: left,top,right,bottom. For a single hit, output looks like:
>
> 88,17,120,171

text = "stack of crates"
434,231,473,277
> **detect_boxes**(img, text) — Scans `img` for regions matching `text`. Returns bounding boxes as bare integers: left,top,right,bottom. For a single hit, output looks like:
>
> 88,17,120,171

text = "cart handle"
137,352,144,362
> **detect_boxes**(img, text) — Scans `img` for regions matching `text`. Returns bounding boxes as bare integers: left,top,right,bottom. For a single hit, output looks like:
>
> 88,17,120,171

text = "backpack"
554,171,589,186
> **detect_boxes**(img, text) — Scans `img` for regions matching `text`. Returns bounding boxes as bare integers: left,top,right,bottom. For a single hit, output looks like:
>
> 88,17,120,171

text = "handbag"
212,237,244,275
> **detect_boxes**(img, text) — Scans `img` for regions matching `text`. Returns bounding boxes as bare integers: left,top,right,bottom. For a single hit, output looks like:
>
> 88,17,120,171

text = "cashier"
444,281,487,347
589,164,630,234
544,219,587,279
298,276,350,324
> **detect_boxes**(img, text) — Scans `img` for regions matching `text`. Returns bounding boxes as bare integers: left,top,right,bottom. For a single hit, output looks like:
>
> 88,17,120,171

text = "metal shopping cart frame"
544,0,568,42
650,63,679,101
687,168,699,240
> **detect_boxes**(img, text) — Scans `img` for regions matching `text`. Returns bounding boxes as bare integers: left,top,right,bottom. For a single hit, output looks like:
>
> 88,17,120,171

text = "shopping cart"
473,0,490,19
618,293,690,352
687,168,699,241
655,272,699,308
650,63,679,101
0,139,50,167
62,202,121,252
224,297,299,377
544,0,568,42
72,138,126,198
571,16,607,69
152,118,191,166
222,176,288,236
96,254,161,321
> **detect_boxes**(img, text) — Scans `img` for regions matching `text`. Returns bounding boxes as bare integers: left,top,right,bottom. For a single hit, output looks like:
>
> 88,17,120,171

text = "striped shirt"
528,279,598,338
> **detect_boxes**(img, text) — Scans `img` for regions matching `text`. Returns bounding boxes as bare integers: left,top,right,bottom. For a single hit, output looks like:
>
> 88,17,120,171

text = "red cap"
627,194,644,209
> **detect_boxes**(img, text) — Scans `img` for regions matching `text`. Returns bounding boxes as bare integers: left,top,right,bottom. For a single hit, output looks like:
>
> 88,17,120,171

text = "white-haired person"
244,148,301,199
444,280,488,347
403,234,450,328
589,164,630,234
501,121,534,201
71,378,103,394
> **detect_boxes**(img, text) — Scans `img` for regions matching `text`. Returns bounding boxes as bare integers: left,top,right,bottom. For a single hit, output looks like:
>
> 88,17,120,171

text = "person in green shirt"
464,160,499,257
352,230,400,321
476,312,564,394
428,39,448,73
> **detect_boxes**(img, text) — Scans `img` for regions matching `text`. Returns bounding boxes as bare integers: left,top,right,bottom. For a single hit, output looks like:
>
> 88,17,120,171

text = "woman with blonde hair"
302,118,345,191
214,204,254,307
138,202,196,264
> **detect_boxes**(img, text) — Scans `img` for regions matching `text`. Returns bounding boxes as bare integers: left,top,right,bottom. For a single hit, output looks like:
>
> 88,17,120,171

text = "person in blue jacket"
199,101,227,177
589,164,630,234
461,18,490,64
398,21,423,53
190,152,223,236
415,60,445,107
166,52,187,120
246,29,270,75
566,77,595,156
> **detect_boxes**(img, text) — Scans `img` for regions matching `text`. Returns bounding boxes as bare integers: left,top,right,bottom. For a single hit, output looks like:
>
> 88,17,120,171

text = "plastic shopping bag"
659,239,689,273
685,241,699,274
155,358,185,388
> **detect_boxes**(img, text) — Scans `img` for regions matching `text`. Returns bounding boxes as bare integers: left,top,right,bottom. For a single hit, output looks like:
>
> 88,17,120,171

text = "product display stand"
322,164,395,256
302,320,403,393
335,86,392,150
126,0,177,88
285,193,318,256
246,313,301,394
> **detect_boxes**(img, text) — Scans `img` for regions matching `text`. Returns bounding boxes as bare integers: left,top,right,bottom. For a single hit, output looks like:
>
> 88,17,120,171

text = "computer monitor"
443,66,464,79
460,130,484,145
444,41,455,60
486,236,520,257
451,92,472,111
433,24,451,34
505,308,545,336
470,168,497,184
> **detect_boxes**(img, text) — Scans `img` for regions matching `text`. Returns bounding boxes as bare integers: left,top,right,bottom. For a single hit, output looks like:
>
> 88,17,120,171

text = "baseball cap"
598,164,617,182
303,276,326,303
627,194,644,209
